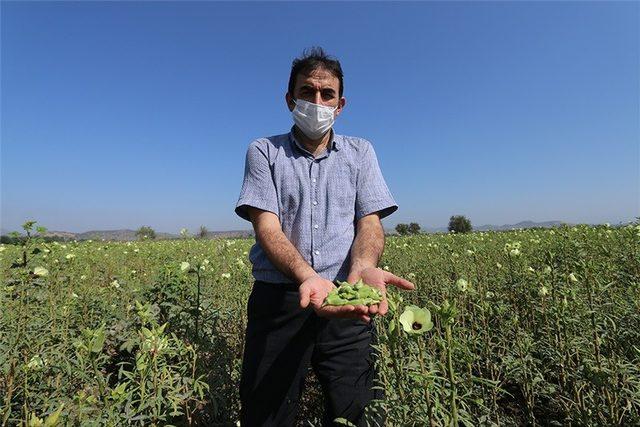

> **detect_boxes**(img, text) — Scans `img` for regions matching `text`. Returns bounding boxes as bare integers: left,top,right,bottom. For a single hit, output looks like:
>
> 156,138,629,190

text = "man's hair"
288,47,344,98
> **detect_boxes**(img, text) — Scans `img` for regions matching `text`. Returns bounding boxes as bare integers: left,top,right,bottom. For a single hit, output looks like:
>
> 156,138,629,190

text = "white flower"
200,265,206,271
131,270,137,275
80,275,87,280
203,259,210,265
221,273,231,279
33,267,49,277
496,263,502,269
180,262,190,272
72,292,79,298
568,273,578,283
527,267,535,273
65,253,76,259
456,278,469,292
111,279,120,288
26,355,44,370
383,265,389,271
539,286,549,297
465,249,474,255
133,248,139,253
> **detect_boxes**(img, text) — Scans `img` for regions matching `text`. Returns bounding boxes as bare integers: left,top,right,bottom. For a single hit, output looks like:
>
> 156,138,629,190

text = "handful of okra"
322,279,383,307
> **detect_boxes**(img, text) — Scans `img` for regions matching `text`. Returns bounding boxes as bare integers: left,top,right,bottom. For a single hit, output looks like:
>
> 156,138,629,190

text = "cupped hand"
299,275,371,323
346,267,415,316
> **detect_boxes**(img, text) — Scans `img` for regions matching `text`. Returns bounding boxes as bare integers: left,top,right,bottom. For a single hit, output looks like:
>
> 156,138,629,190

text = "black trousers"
239,281,385,427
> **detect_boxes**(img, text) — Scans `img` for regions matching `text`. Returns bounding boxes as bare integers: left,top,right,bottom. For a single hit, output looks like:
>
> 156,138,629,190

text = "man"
235,47,414,427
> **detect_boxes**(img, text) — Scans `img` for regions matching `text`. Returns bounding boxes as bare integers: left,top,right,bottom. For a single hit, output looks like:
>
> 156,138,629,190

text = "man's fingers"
318,304,369,319
358,314,371,323
382,271,415,290
368,304,379,315
379,299,389,316
299,286,310,308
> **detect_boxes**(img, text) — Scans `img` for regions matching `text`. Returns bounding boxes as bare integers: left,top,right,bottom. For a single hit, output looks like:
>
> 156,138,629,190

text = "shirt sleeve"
235,140,279,222
355,140,398,221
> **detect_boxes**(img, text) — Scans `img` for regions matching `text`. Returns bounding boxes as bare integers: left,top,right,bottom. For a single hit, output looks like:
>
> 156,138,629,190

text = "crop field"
1,223,639,426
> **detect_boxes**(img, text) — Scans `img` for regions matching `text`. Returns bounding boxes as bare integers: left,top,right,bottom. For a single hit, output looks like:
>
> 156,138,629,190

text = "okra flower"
33,267,49,277
399,305,434,335
456,278,469,292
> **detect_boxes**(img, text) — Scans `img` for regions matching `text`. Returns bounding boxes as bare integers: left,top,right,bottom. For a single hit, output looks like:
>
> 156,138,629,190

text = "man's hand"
299,275,371,322
347,267,415,316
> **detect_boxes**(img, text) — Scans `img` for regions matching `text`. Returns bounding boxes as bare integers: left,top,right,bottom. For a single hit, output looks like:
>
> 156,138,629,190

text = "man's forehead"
295,68,339,89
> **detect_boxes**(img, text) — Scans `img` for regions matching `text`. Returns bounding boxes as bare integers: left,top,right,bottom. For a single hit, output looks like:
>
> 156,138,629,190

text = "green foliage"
448,215,472,233
135,226,156,240
1,221,639,425
395,223,409,235
408,222,421,234
396,223,421,235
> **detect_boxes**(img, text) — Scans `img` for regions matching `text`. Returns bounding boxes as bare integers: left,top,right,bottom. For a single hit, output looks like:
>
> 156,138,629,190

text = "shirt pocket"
326,160,357,219
274,162,302,224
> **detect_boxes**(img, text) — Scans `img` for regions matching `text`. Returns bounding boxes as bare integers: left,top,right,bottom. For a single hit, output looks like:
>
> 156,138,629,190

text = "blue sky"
1,1,638,233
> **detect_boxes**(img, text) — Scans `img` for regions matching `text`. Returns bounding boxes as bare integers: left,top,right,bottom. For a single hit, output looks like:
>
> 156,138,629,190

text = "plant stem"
445,323,458,427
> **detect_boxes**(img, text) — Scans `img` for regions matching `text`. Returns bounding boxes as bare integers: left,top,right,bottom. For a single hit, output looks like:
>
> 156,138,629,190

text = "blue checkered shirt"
235,127,398,284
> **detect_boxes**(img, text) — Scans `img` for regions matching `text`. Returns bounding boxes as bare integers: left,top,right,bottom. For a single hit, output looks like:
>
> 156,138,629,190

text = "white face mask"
291,98,338,140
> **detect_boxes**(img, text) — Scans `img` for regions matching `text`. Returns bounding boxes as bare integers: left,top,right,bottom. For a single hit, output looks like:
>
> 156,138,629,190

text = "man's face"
286,67,346,117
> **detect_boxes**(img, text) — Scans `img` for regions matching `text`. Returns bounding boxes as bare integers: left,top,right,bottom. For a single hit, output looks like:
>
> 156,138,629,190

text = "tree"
136,225,156,240
198,225,209,239
408,222,421,235
448,215,472,234
395,223,409,235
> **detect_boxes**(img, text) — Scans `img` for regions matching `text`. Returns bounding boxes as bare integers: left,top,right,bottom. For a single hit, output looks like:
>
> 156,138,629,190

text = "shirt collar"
289,126,341,157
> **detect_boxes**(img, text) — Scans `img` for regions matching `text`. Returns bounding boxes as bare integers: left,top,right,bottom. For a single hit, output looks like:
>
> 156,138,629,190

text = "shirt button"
314,224,319,229
314,250,319,255
312,178,316,183
313,201,318,206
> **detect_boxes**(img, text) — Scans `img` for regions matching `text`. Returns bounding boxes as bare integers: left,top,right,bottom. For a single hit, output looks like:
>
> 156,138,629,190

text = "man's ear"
285,93,295,112
336,96,346,117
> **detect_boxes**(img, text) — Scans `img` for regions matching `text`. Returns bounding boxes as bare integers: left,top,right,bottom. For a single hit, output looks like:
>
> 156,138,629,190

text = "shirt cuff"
235,199,279,222
356,200,398,221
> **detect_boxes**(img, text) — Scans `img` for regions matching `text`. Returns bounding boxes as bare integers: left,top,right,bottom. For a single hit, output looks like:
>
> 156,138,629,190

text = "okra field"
1,222,639,426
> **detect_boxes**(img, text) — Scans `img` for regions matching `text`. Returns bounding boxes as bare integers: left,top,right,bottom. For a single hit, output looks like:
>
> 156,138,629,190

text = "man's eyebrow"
298,84,336,93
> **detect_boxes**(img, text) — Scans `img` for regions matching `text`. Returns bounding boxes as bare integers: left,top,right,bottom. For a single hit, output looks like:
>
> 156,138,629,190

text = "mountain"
0,228,254,241
2,219,631,240
390,220,573,235
474,220,569,232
